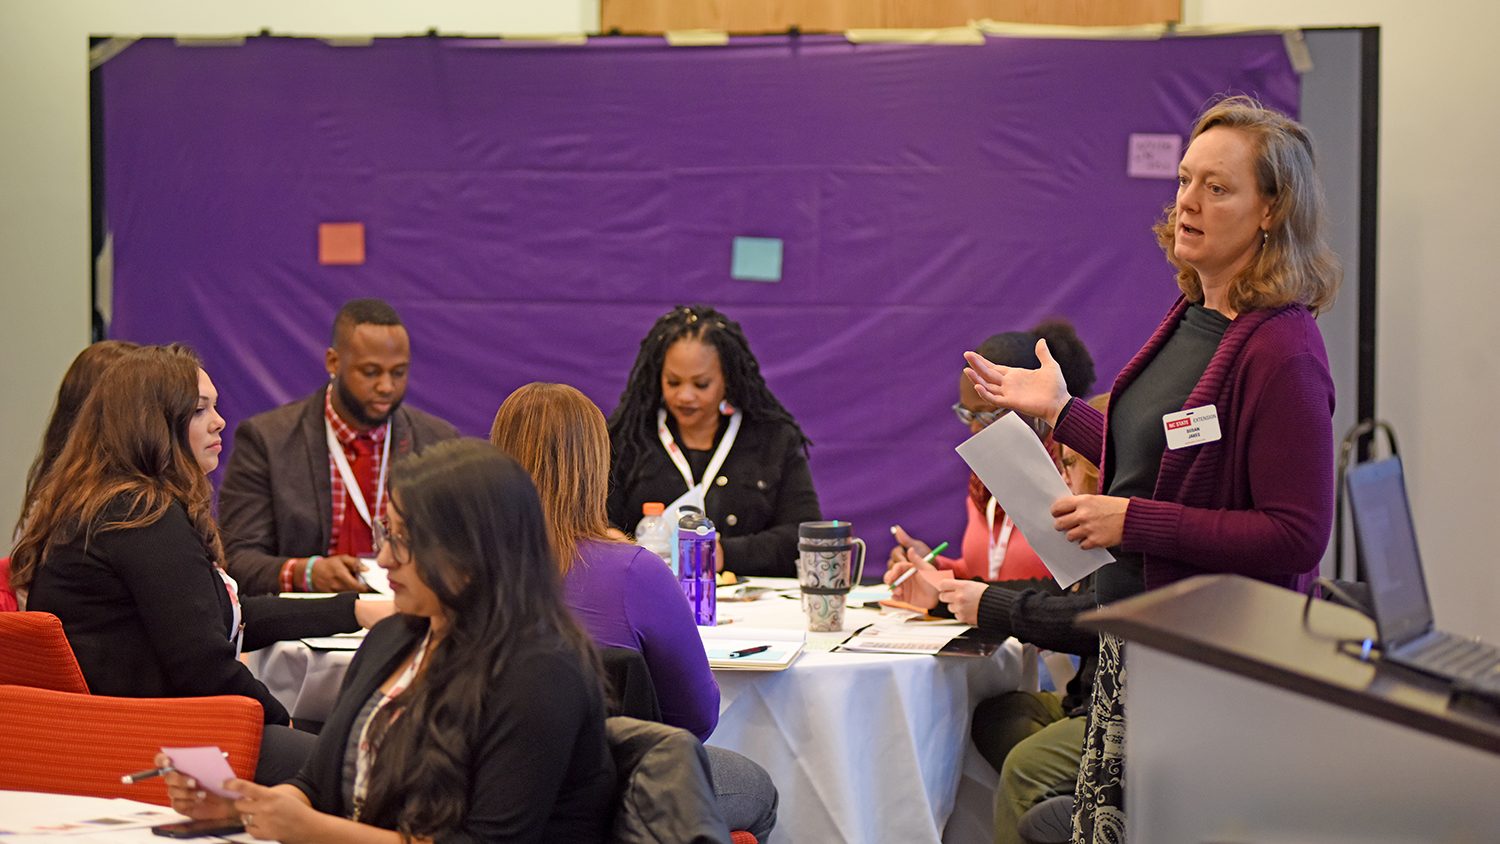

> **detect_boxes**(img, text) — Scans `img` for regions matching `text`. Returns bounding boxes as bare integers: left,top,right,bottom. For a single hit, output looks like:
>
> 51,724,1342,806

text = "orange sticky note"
918,569,956,588
318,222,365,265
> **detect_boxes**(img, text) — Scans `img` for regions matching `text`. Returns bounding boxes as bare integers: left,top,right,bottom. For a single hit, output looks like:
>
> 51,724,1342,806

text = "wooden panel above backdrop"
602,0,1182,34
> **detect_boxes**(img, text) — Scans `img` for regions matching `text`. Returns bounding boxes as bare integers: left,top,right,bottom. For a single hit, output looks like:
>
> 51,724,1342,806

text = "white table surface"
0,791,251,843
247,579,1030,843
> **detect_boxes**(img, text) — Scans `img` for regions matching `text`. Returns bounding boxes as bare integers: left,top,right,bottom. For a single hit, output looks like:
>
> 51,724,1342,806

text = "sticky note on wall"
1126,134,1182,180
731,236,783,282
319,222,365,265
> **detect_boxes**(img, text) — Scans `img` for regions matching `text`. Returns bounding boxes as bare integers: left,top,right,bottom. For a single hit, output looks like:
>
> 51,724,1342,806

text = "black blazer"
25,500,357,724
288,617,615,842
219,389,460,595
607,417,821,577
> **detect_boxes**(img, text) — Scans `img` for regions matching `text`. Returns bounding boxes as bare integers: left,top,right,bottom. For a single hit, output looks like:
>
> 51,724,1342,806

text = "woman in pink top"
890,321,1095,582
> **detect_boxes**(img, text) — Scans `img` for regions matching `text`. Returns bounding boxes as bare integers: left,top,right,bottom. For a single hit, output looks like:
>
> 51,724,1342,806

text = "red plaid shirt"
324,384,389,555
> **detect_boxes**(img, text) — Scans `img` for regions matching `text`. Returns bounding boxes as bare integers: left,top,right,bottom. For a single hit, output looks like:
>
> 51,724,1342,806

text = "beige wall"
0,1,596,537
7,3,1494,642
1188,1,1500,638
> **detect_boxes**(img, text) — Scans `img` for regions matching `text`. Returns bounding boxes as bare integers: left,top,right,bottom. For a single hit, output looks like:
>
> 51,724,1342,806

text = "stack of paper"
837,620,968,655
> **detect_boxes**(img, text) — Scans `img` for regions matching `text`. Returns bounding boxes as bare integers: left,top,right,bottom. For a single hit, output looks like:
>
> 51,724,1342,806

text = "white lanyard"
325,418,392,529
985,497,1015,580
655,408,742,510
352,629,431,820
214,567,244,657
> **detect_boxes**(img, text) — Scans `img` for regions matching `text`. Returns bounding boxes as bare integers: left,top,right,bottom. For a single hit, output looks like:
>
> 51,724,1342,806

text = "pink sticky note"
917,569,955,588
1126,133,1182,179
318,221,366,265
162,746,241,799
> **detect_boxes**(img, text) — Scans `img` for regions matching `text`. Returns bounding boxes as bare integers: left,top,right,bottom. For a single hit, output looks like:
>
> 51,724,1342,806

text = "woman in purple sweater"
491,381,778,840
965,96,1340,841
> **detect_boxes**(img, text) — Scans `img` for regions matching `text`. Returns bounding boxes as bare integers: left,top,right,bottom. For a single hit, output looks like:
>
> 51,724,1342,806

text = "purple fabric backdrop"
103,34,1298,573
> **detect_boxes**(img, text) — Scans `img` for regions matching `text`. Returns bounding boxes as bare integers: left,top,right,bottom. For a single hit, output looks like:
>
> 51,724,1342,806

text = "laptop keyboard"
1395,632,1500,682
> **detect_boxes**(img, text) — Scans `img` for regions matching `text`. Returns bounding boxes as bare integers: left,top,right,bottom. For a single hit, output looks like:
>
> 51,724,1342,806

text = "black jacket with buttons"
607,417,821,578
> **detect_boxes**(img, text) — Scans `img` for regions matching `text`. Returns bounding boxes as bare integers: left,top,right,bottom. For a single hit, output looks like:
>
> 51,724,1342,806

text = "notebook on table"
1346,457,1500,685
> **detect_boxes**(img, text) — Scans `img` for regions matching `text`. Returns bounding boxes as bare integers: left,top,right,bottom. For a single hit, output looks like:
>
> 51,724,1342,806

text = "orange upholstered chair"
0,611,89,693
0,685,262,805
0,556,18,612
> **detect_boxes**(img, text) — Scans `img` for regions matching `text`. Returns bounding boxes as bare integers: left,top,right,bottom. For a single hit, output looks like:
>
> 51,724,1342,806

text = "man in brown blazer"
220,299,459,595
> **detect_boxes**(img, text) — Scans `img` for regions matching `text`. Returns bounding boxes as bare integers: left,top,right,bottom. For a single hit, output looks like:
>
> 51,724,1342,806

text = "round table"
248,579,1031,843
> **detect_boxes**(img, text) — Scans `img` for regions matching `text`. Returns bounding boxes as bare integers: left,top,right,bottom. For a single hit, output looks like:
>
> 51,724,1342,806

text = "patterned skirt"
1071,632,1127,843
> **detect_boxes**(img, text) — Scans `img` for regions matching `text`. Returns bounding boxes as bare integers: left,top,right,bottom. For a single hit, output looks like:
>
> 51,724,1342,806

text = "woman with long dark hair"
6,339,137,608
17,340,139,524
163,439,616,841
608,304,821,577
15,344,382,781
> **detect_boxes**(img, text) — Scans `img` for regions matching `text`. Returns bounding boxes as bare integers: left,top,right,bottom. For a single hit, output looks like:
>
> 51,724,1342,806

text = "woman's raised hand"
963,339,1071,426
886,525,932,568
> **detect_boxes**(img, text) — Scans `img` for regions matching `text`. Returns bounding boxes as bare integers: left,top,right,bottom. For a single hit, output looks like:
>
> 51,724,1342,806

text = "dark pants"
705,745,778,841
253,724,318,785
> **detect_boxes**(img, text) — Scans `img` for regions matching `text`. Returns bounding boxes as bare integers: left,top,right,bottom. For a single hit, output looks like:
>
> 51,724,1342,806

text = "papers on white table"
699,626,805,670
956,412,1114,588
837,617,969,654
0,792,178,836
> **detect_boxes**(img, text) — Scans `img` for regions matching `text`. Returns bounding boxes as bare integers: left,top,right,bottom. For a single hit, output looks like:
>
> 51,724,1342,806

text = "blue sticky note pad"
731,236,783,282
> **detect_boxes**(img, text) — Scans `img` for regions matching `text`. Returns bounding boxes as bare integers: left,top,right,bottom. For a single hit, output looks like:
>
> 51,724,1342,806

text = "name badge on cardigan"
1163,404,1222,450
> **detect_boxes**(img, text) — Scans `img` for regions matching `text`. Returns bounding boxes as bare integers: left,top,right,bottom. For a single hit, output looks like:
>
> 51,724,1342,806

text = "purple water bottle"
677,506,717,627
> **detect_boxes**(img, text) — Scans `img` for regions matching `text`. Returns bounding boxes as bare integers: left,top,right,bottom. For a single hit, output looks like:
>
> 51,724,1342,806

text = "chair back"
0,611,89,693
600,647,663,722
0,556,18,612
0,685,262,805
605,716,730,844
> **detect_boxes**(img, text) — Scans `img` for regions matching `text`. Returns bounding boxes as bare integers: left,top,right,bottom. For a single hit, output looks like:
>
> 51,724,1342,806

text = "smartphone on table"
151,818,246,838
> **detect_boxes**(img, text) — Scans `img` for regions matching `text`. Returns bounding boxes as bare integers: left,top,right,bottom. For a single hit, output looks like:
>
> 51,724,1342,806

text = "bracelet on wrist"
279,559,298,593
303,556,322,592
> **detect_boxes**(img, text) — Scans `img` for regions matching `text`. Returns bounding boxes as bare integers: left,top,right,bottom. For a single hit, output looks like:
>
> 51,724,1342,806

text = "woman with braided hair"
607,304,821,577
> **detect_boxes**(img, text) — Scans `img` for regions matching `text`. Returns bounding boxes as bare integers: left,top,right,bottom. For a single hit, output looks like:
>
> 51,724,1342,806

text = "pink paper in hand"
917,570,955,588
161,746,241,799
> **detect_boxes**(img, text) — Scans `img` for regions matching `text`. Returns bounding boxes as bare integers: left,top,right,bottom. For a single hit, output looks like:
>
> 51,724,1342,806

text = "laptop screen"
1346,457,1434,647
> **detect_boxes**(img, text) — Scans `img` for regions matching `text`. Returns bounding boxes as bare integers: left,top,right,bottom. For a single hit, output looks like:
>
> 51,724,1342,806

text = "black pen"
121,765,175,784
121,751,229,783
729,645,771,659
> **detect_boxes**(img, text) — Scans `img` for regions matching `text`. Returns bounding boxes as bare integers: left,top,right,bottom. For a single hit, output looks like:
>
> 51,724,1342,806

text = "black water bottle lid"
678,509,714,531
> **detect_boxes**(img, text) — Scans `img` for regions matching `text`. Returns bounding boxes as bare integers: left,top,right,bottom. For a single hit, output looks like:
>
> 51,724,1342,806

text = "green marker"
890,541,950,590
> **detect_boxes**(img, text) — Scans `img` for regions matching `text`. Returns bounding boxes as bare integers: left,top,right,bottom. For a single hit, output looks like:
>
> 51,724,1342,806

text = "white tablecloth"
0,791,253,843
248,581,1030,843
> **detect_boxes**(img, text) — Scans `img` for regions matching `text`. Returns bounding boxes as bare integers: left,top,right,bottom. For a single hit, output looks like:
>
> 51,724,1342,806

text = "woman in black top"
607,304,821,577
14,345,378,782
164,440,616,843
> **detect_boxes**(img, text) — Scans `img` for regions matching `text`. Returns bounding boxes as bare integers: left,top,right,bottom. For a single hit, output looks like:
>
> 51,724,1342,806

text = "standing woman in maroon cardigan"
965,96,1340,841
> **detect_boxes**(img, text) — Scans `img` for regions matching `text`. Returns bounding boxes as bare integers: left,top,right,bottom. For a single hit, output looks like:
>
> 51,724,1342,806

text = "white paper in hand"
357,557,391,595
955,413,1114,588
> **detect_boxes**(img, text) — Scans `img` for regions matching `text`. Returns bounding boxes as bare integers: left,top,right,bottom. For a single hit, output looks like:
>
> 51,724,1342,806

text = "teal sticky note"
731,236,783,282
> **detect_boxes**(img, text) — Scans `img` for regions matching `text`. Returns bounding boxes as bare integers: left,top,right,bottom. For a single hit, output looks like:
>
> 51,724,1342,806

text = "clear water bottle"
635,502,674,572
677,506,717,627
